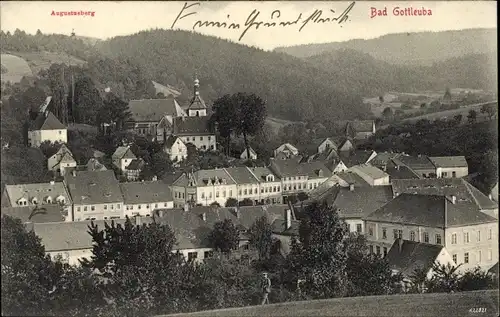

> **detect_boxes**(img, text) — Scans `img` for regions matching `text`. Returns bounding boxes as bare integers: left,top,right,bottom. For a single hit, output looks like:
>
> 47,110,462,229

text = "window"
216,191,219,198
369,245,374,254
208,136,211,141
477,231,481,242
376,246,380,255
464,252,469,264
239,189,242,196
77,207,81,212
488,250,492,260
442,172,448,177
423,232,429,243
488,229,492,240
59,130,62,135
155,203,158,208
410,231,415,241
187,252,198,261
383,247,388,257
393,229,398,239
104,205,107,210
382,228,387,239
368,227,373,236
223,191,226,198
229,190,233,196
464,232,469,243
204,251,213,259
397,230,403,239
111,204,114,210
347,224,351,232
451,233,457,244
435,234,442,244
138,205,141,210
478,251,482,263
452,171,456,178
209,192,212,199
201,192,205,199
117,204,120,209
200,137,203,141
84,206,88,211
452,254,457,264
164,203,167,207
356,224,362,233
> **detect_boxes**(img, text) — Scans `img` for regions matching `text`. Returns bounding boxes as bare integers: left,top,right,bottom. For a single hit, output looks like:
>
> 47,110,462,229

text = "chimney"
285,209,292,230
396,165,400,171
450,195,456,204
158,209,164,218
349,184,355,191
45,110,49,118
201,212,207,221
382,165,387,172
398,238,404,253
49,180,55,185
152,175,158,181
488,194,493,200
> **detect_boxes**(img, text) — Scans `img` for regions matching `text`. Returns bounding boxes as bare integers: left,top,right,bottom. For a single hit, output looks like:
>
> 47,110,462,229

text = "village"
1,75,498,292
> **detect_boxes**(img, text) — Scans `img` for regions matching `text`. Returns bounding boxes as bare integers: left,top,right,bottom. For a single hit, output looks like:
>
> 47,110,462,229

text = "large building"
47,144,77,176
28,110,67,147
120,181,174,217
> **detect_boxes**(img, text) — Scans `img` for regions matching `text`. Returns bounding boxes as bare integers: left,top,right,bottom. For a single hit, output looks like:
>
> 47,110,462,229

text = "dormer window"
45,196,53,204
18,198,27,206
266,175,274,182
31,198,38,205
56,195,65,204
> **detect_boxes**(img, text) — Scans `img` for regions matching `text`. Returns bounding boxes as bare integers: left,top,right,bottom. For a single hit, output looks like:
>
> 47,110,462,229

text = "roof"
364,193,497,228
188,94,207,110
350,164,390,180
3,182,72,206
173,169,236,187
112,146,136,160
247,167,280,182
120,181,173,204
1,205,66,223
86,158,107,171
385,165,421,180
392,178,498,211
333,171,371,187
396,155,435,171
270,159,330,179
64,170,123,205
271,219,300,236
173,116,214,136
31,111,66,130
240,147,257,158
225,167,260,184
275,143,299,155
488,262,499,275
333,185,394,218
429,156,468,168
340,150,376,168
370,152,402,168
128,97,186,122
385,239,444,277
125,159,144,170
164,135,185,148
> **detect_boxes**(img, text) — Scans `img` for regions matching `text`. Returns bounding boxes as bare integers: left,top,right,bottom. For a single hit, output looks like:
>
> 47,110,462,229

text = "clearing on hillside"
8,51,87,76
1,54,33,83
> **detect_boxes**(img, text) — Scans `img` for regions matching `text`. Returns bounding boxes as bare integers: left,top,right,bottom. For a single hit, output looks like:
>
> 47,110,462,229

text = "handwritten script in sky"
171,1,356,41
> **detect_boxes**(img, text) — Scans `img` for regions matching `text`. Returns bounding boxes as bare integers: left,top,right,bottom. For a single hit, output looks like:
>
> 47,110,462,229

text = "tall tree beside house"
99,92,132,130
409,267,429,293
1,215,63,316
285,202,349,299
211,94,238,156
426,262,462,293
208,219,240,255
248,216,275,260
72,75,103,125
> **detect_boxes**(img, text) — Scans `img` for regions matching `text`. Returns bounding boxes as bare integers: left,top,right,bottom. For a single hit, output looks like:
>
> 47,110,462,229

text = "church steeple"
194,76,200,96
187,75,207,117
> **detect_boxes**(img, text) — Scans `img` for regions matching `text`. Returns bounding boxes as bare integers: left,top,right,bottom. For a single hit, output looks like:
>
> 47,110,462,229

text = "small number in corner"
469,307,487,313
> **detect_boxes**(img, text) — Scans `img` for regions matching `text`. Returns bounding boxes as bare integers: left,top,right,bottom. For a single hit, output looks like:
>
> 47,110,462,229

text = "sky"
0,1,497,50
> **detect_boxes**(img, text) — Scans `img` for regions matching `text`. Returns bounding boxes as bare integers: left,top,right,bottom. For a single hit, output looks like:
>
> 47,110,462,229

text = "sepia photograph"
0,1,498,316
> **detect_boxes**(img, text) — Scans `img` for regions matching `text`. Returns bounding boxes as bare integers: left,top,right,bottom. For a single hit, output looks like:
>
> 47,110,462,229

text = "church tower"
187,77,207,117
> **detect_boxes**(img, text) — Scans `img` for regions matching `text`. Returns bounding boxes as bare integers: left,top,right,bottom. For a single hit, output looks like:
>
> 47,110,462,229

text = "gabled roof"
271,219,300,236
86,158,107,172
64,170,123,205
364,193,497,228
173,169,236,187
396,155,435,170
188,94,207,110
275,143,299,155
125,158,144,170
370,152,402,168
59,151,75,164
164,135,185,149
128,97,186,122
1,205,66,223
429,156,468,168
269,159,331,179
340,150,376,168
172,116,213,136
248,167,280,182
385,239,445,277
350,164,389,180
240,147,257,158
3,182,72,207
488,262,499,275
333,171,371,187
385,165,421,180
334,185,394,219
225,167,260,184
112,146,136,160
119,181,173,204
31,111,66,130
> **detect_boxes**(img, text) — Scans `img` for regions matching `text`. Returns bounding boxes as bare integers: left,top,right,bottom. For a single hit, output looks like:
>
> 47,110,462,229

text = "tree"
443,87,452,100
285,202,349,299
208,219,240,254
248,216,274,260
379,95,384,103
211,95,238,156
480,103,497,120
453,114,463,125
382,107,393,119
39,140,62,158
458,267,495,291
239,198,254,206
427,262,462,293
467,109,477,124
225,198,238,207
297,192,309,202
151,151,174,178
73,75,103,124
1,215,63,316
100,92,132,130
409,267,429,293
287,194,298,205
210,201,221,207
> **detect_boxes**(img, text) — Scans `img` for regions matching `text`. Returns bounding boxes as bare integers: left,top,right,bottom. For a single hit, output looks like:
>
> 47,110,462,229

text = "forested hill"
305,49,498,95
93,29,367,121
274,28,497,66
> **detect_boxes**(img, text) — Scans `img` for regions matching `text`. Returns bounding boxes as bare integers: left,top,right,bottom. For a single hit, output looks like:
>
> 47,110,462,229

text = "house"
240,147,258,160
163,136,188,162
334,137,355,153
274,143,299,158
428,156,469,178
28,110,67,147
346,120,376,140
323,159,348,174
339,150,377,168
47,144,77,176
112,146,137,172
126,97,187,141
224,167,261,205
384,164,421,180
488,262,499,279
364,193,498,272
385,239,456,291
64,170,124,221
392,178,499,219
1,205,66,223
370,152,402,170
86,158,107,172
329,171,371,188
124,158,145,181
331,185,393,234
186,78,208,117
172,116,217,151
2,181,73,221
120,181,174,217
248,167,283,204
349,164,390,186
393,155,436,178
171,168,238,207
271,208,300,256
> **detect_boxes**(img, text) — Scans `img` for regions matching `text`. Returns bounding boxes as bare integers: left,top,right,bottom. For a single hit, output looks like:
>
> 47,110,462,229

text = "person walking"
261,272,271,305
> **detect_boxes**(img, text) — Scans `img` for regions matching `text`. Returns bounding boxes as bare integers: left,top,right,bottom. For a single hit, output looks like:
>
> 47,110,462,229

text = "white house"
248,167,282,204
112,146,137,172
47,144,77,176
349,164,390,186
28,110,67,148
163,136,188,162
240,147,258,160
428,156,469,178
274,143,299,158
120,181,174,217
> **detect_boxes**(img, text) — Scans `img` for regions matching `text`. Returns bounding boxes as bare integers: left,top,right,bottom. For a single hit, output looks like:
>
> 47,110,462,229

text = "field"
160,290,499,317
265,117,302,133
1,54,33,83
400,101,497,124
8,51,86,76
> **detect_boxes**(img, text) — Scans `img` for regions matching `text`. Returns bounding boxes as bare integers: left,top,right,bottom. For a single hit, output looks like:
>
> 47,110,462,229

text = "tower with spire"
187,76,207,117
